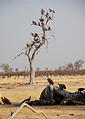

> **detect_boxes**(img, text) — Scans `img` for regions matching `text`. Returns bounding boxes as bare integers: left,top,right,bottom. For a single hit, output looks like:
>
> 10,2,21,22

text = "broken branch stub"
8,102,48,119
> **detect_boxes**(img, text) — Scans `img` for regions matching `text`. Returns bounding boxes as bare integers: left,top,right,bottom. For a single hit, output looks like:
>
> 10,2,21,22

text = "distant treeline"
0,70,85,78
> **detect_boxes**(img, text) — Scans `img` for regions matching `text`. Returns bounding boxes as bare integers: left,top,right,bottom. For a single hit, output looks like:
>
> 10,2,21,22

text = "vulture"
58,83,66,90
78,88,85,92
45,12,49,18
49,9,55,13
32,21,37,25
26,43,30,47
1,97,11,105
38,22,40,26
39,18,44,22
47,78,54,85
41,9,45,15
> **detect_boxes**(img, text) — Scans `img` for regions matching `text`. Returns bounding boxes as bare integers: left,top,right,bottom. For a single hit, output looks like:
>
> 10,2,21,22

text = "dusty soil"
0,75,85,119
0,105,85,119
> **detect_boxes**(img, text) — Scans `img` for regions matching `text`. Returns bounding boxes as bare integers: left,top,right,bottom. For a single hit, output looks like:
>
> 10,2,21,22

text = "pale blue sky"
0,0,85,71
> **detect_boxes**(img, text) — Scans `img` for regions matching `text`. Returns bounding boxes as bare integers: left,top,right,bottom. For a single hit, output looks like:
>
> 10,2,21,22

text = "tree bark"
29,61,35,84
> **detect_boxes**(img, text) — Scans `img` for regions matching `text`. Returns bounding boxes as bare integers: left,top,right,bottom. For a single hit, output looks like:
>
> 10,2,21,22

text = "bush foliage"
0,70,85,78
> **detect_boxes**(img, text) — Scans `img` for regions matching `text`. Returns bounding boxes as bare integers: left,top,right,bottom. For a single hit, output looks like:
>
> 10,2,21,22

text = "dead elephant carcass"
21,78,85,105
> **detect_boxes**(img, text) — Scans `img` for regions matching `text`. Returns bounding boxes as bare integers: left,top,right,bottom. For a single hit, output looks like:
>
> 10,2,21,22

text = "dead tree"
0,64,13,73
14,9,55,84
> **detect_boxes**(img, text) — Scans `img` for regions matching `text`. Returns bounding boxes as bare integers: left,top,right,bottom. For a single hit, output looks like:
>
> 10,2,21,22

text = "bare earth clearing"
0,75,85,119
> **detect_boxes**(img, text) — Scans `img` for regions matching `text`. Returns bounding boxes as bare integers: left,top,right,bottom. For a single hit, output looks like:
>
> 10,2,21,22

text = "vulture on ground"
1,97,11,105
47,78,54,85
78,88,85,92
58,83,66,90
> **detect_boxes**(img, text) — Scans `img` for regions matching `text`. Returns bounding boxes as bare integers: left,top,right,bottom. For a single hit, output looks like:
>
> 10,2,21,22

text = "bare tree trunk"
29,61,35,84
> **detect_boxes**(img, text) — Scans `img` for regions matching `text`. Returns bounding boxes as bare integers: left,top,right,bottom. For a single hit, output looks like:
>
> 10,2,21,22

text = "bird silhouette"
49,9,55,13
45,12,49,18
1,97,11,105
41,9,45,15
39,18,44,22
47,78,54,85
49,9,52,12
38,22,40,26
48,27,51,30
58,83,66,90
32,21,37,25
26,43,30,47
78,88,85,92
10,111,14,116
34,33,38,37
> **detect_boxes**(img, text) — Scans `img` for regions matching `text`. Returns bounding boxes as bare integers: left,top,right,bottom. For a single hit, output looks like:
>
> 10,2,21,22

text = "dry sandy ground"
0,75,85,119
0,105,85,119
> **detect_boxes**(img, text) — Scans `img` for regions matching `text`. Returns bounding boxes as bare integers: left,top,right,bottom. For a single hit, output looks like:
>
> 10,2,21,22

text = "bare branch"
8,103,48,119
45,9,55,25
31,45,41,61
13,52,24,60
